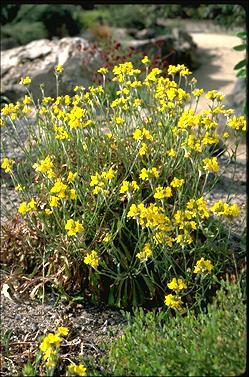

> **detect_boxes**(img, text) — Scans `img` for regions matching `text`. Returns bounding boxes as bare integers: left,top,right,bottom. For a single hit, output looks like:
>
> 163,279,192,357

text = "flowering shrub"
1,58,246,309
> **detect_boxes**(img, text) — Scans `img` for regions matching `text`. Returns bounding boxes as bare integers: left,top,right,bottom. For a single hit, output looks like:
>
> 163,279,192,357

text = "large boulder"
1,37,104,103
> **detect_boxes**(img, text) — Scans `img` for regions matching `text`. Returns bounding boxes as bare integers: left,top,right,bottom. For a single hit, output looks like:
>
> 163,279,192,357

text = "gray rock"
1,37,104,103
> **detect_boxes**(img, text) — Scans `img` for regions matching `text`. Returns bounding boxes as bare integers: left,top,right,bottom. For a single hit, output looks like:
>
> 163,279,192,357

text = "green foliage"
75,9,111,30
95,279,246,376
95,4,246,29
0,4,20,25
2,21,48,46
233,32,247,114
1,4,81,47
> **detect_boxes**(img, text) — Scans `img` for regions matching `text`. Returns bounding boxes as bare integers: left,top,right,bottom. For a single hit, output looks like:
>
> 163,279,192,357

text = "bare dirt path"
189,32,245,113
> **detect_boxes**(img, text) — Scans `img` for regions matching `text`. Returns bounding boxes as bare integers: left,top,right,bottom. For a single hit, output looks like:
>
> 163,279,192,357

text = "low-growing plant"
22,326,87,376
1,60,246,310
92,278,246,376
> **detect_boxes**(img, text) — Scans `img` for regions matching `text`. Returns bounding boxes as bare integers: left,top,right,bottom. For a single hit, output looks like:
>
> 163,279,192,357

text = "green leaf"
236,68,246,78
234,59,246,70
233,44,246,51
236,31,247,40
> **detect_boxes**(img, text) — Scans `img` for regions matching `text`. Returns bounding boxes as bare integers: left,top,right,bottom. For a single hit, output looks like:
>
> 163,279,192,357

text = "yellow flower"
192,88,204,97
69,189,77,200
223,132,230,139
106,132,113,139
15,184,24,191
57,327,69,336
202,157,219,173
136,243,152,262
84,250,100,268
170,177,185,188
103,232,111,242
19,76,31,85
67,363,87,376
18,202,30,214
67,171,77,182
33,156,54,177
1,158,14,173
227,115,246,132
115,116,125,125
164,294,183,309
98,67,108,75
210,201,240,218
65,219,84,236
141,55,150,64
23,95,31,105
120,180,129,194
133,128,143,141
167,149,176,157
131,180,139,191
55,65,63,73
105,167,115,180
193,257,213,274
205,90,224,102
28,198,37,210
0,118,5,127
154,186,172,199
49,196,60,208
45,208,53,215
167,278,187,291
54,125,69,140
50,178,67,198
139,143,148,155
139,168,148,180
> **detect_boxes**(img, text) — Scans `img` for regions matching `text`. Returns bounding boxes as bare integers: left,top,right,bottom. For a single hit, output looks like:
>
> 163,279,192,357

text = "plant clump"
1,58,246,310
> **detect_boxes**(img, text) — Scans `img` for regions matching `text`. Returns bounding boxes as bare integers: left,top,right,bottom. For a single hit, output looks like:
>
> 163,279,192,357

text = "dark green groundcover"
89,278,246,376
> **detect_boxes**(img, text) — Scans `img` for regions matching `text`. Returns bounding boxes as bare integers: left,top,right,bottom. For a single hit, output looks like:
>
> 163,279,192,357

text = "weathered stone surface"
1,37,103,102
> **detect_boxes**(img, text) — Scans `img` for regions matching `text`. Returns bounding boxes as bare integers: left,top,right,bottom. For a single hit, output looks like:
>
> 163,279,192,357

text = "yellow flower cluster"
33,155,55,178
18,198,37,214
164,294,183,309
211,201,240,218
133,127,153,141
1,158,14,173
67,363,87,376
205,90,224,102
139,167,159,180
227,115,246,131
65,219,84,236
136,243,152,262
154,186,172,199
127,202,171,231
202,157,219,173
84,250,100,268
90,167,115,195
193,257,213,274
19,76,31,85
39,327,69,368
119,180,139,194
165,277,187,310
167,277,187,291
